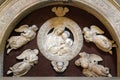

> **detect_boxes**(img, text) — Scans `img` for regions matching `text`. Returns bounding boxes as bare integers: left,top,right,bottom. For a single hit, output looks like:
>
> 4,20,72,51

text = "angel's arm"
90,25,104,34
15,25,29,33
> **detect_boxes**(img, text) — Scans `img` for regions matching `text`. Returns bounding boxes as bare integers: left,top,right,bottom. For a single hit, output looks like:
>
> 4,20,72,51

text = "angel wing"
90,25,104,34
89,54,103,64
15,25,29,32
16,49,31,60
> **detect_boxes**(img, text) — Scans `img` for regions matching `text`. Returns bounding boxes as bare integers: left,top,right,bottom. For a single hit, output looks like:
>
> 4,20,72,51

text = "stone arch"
0,0,120,76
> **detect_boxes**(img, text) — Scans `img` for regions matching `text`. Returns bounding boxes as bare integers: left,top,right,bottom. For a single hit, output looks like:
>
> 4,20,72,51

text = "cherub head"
56,62,64,70
83,27,90,33
30,25,38,32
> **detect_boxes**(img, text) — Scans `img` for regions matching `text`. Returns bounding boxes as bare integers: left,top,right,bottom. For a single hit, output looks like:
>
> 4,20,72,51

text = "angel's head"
33,49,39,55
56,62,64,70
83,27,90,32
31,25,38,31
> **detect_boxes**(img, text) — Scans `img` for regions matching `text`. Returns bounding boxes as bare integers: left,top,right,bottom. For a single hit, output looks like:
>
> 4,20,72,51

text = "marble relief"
75,52,112,77
51,61,69,72
83,25,117,54
37,7,83,72
7,49,39,77
5,6,117,76
6,25,38,54
45,26,73,56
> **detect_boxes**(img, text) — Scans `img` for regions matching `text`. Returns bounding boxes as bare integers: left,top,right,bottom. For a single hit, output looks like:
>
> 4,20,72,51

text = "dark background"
3,5,117,77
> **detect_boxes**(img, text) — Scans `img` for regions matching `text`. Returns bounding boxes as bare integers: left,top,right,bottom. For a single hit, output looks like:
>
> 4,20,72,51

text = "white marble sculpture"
51,61,69,72
6,25,38,54
37,7,83,73
59,31,73,56
75,52,112,77
7,49,39,77
45,26,73,56
83,25,117,54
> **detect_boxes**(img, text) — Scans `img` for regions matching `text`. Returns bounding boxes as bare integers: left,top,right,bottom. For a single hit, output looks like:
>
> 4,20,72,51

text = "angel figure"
75,52,103,68
83,63,112,77
75,52,112,77
51,61,69,72
7,49,39,77
83,25,117,54
6,25,38,54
